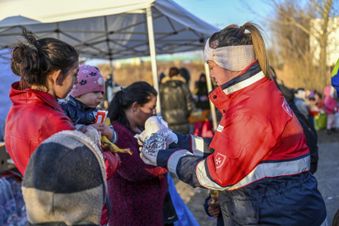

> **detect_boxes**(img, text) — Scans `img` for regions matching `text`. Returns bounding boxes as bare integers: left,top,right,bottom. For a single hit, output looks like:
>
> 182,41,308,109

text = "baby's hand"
92,123,113,140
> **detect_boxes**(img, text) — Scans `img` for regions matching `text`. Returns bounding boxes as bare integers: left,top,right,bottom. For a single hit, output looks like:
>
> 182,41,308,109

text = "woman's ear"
131,101,139,113
48,69,64,86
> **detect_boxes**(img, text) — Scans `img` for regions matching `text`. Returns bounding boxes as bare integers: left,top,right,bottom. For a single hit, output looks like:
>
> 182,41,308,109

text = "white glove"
140,132,168,166
135,116,178,146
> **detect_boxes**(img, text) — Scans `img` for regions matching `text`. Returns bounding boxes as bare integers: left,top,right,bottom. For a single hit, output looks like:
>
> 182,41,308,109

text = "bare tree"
268,0,338,91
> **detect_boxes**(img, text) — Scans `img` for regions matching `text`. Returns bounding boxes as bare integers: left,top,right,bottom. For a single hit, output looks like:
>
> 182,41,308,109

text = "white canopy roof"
0,0,219,126
0,0,217,60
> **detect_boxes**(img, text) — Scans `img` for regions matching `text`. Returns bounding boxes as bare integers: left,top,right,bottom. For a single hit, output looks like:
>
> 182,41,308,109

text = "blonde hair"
207,22,270,76
241,22,269,77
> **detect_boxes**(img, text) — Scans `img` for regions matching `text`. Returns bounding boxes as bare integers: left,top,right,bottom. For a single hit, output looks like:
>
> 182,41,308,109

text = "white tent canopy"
0,0,217,59
0,0,218,128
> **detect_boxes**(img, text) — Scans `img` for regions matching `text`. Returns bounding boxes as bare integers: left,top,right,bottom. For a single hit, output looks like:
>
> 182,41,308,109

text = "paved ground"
175,130,339,225
315,131,339,224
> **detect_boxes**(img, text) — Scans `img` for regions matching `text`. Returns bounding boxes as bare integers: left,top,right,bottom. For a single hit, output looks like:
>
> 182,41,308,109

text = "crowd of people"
290,86,339,134
1,20,337,225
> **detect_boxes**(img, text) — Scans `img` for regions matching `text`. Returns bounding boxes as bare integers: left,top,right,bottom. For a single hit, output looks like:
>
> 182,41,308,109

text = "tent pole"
204,60,217,130
146,7,161,114
104,16,114,85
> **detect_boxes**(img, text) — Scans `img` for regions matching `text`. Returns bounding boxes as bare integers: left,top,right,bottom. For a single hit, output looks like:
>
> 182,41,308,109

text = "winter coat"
194,80,210,110
160,63,327,225
323,85,338,114
294,97,310,119
324,96,337,114
107,122,168,226
160,75,194,134
5,82,74,175
60,95,96,125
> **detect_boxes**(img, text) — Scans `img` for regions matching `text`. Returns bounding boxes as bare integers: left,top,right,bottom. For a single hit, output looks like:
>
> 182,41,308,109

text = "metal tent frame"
0,0,218,128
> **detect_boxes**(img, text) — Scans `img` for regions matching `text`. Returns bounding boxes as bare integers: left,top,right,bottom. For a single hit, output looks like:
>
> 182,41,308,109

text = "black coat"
160,76,194,134
59,96,96,125
194,80,210,110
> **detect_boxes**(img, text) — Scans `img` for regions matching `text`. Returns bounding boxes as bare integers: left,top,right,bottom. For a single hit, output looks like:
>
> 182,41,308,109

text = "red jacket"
5,82,74,175
203,72,310,189
166,68,310,192
107,122,168,226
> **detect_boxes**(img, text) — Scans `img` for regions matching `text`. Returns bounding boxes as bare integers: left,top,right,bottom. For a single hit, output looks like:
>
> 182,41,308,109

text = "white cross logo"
215,153,226,168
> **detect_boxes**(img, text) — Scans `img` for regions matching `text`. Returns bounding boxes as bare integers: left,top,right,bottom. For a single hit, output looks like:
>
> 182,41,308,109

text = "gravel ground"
175,130,339,225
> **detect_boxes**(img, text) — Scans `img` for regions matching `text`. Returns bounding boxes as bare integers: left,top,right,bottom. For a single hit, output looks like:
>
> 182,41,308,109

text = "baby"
61,64,130,154
60,65,113,135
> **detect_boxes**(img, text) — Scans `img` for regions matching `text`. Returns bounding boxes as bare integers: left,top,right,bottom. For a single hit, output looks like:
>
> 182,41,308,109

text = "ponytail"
11,29,48,85
107,90,129,127
241,22,270,77
207,22,270,76
11,28,78,88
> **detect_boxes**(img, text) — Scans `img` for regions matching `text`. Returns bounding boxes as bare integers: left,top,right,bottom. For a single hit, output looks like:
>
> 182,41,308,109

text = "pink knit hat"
70,65,105,97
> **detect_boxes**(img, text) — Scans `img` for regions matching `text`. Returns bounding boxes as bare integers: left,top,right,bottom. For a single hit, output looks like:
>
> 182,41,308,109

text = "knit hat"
22,130,107,225
71,65,105,97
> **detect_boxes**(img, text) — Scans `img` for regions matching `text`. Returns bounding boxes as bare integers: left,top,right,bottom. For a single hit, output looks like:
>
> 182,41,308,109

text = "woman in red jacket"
107,82,170,226
5,29,120,224
5,29,79,175
140,22,327,226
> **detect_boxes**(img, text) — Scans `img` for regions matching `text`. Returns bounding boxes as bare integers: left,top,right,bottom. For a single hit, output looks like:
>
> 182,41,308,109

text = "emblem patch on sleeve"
215,153,226,168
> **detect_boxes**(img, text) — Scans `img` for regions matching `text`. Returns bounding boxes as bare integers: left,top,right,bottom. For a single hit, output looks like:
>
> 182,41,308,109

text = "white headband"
204,38,256,71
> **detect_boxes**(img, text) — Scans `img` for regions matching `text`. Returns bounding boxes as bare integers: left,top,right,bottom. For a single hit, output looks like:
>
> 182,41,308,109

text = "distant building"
310,16,339,66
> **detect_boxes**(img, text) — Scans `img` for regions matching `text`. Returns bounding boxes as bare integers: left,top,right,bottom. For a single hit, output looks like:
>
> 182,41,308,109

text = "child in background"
323,85,338,134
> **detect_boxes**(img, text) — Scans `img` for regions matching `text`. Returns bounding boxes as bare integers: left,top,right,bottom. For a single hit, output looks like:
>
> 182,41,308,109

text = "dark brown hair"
11,28,79,87
108,81,157,128
168,67,180,78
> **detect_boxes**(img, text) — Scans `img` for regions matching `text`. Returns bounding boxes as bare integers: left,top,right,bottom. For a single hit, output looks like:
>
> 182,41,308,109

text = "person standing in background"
323,85,338,134
194,73,210,110
160,67,194,134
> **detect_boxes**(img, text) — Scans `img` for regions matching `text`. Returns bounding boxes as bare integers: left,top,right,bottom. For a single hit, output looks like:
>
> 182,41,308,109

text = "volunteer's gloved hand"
140,132,168,166
135,116,178,146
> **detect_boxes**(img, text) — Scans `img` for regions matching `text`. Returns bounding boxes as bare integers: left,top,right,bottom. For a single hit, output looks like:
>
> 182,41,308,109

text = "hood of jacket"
161,75,186,86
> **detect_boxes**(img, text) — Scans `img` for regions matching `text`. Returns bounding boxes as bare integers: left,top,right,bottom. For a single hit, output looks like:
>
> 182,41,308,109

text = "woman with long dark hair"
107,81,171,226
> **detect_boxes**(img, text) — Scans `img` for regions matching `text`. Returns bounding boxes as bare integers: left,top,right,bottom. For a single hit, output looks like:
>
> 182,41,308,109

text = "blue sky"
173,0,273,29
